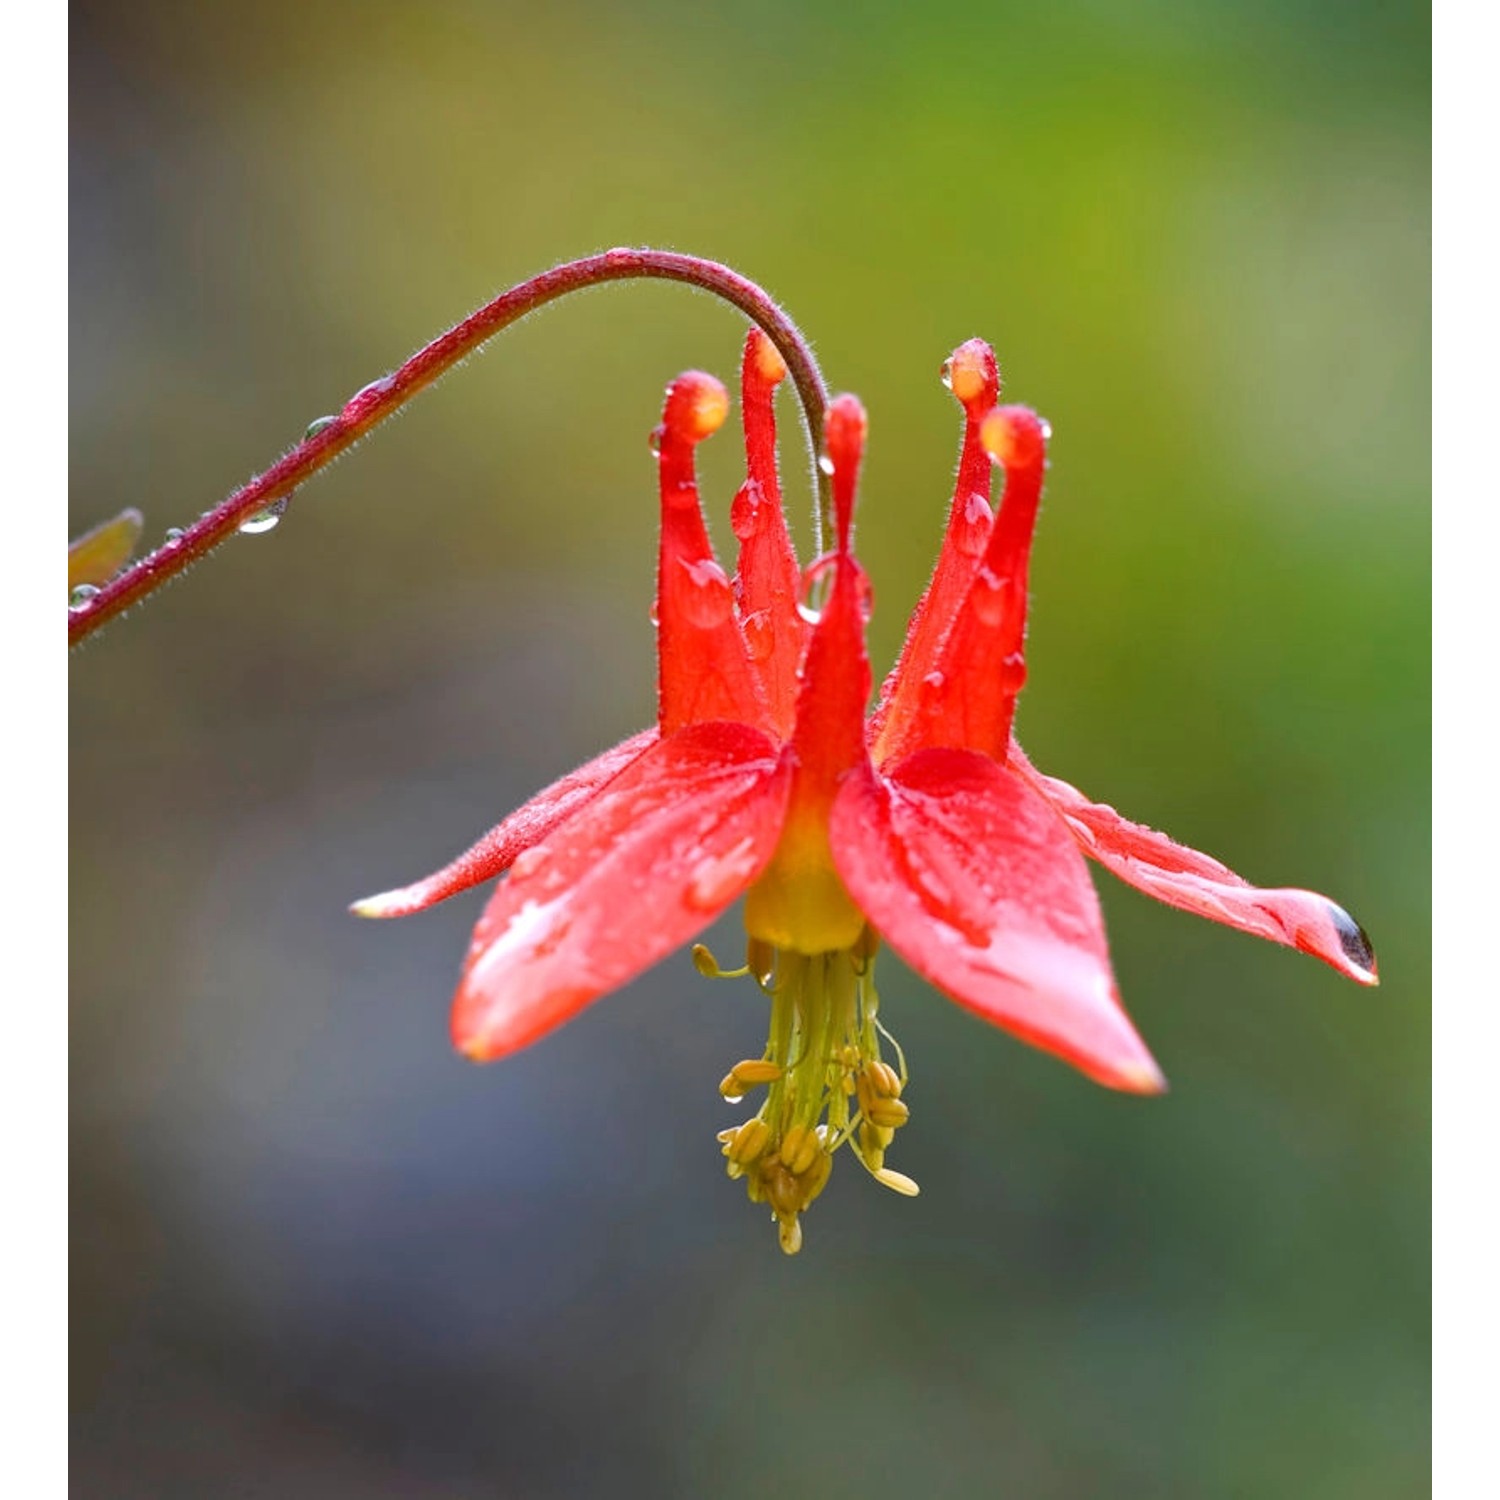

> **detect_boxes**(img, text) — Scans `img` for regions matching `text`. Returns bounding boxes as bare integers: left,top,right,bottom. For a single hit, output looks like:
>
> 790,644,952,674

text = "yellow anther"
763,1163,801,1218
777,1215,804,1256
801,1148,833,1204
725,1117,770,1165
873,1167,921,1197
866,1097,910,1130
865,1060,902,1098
730,1058,783,1088
779,1124,820,1177
716,1127,737,1145
691,943,720,977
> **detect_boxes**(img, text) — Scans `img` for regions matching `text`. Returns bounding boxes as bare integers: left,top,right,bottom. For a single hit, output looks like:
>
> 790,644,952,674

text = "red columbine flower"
355,330,1376,1254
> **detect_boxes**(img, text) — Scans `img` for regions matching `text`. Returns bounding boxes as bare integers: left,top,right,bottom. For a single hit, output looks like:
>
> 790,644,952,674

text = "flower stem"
68,248,832,648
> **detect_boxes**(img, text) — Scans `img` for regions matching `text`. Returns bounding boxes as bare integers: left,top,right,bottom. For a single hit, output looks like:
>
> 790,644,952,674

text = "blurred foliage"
71,1,1427,1495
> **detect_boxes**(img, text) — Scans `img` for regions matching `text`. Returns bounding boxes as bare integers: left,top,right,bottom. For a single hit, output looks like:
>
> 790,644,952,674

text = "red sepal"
350,728,659,919
1009,742,1379,985
830,748,1165,1093
452,721,791,1061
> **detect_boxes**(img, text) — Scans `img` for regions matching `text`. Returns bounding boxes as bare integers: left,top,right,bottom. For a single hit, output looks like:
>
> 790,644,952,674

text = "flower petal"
830,748,1165,1093
876,406,1048,766
351,728,659,918
655,372,772,737
731,328,809,738
1008,741,1378,985
870,339,999,762
453,720,791,1061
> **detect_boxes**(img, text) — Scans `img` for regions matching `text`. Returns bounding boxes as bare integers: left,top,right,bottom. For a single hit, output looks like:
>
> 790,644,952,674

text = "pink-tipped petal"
830,748,1165,1094
1008,741,1378,984
452,721,791,1061
351,728,660,919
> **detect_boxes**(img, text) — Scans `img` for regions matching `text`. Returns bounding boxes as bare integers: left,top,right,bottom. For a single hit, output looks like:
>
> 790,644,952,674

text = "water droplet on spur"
817,453,836,477
238,496,289,535
69,583,100,609
1328,901,1377,977
304,415,337,440
164,527,185,543
679,557,735,627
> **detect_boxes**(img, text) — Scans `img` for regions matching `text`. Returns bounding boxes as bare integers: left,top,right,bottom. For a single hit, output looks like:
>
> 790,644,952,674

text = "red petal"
351,728,660,919
731,328,808,738
1008,741,1378,985
452,720,791,1061
655,372,771,737
876,406,1048,766
870,339,999,762
830,748,1165,1093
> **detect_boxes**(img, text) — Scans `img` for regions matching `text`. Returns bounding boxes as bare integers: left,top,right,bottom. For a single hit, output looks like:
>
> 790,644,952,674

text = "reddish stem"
68,248,831,647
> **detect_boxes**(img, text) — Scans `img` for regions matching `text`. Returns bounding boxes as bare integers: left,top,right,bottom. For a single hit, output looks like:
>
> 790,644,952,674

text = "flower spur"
355,329,1376,1254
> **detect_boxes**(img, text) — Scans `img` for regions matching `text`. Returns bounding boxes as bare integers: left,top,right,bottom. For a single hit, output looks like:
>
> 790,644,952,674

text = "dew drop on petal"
743,609,775,663
797,554,837,625
509,846,548,881
730,482,763,542
970,565,1006,626
647,425,664,458
939,357,955,391
1328,901,1377,977
686,837,761,911
239,495,289,535
1000,651,1027,693
678,557,735,627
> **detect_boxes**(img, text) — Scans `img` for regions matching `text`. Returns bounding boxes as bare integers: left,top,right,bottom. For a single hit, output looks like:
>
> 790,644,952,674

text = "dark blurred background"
71,2,1429,1495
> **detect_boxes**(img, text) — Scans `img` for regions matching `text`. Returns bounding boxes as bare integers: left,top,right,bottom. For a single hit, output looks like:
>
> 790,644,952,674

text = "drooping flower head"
356,328,1376,1254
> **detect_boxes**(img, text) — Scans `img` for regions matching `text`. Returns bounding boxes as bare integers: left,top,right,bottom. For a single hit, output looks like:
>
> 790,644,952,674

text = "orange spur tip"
747,327,789,387
980,404,1048,470
663,371,730,443
943,338,1000,408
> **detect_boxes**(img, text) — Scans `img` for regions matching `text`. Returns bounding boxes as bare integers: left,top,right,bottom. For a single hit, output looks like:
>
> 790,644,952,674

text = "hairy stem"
68,248,831,647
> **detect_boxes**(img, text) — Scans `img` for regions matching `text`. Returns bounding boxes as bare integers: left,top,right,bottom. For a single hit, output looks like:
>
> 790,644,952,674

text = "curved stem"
68,248,831,648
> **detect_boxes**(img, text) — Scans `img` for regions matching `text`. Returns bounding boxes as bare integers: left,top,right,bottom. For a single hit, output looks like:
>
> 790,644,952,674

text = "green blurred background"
71,1,1428,1495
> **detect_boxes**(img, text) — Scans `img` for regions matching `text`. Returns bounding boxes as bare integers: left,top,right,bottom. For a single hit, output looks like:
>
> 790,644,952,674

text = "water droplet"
999,651,1027,693
923,669,945,692
340,374,395,421
648,599,660,627
970,565,1007,626
164,527,185,543
798,555,837,625
239,496,289,535
1328,901,1376,976
647,425,664,458
730,482,763,542
304,415,337,440
743,609,775,662
678,557,735,628
1039,418,1053,441
686,837,760,910
722,1091,745,1105
510,846,548,881
817,453,836,477
69,583,100,609
958,492,993,555
939,356,954,390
